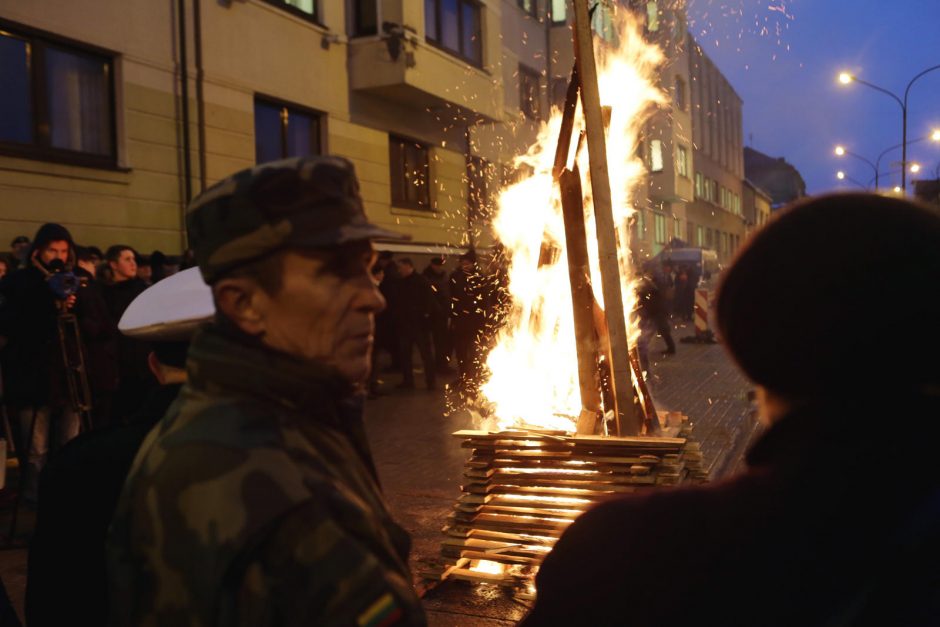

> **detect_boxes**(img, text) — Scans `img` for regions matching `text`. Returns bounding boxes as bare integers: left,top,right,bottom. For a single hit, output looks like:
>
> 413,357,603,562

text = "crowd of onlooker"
369,249,510,397
0,228,191,504
0,225,510,507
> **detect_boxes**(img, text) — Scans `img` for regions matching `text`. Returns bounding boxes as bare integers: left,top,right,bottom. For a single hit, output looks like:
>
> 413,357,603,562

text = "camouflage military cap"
187,156,409,283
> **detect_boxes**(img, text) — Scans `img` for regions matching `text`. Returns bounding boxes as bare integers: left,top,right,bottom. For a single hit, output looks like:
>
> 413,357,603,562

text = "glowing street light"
933,129,940,142
833,144,878,186
910,163,921,174
893,186,902,193
836,170,867,190
837,64,940,192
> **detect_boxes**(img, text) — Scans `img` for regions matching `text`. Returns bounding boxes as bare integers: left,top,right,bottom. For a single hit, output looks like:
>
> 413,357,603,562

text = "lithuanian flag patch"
357,592,402,627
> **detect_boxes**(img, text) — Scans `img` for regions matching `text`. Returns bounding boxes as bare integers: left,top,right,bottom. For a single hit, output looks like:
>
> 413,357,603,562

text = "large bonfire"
477,8,666,433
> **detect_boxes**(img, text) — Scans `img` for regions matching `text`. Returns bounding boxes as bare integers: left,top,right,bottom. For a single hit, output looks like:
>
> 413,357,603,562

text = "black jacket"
103,278,152,388
73,269,119,393
390,272,439,331
524,397,940,626
0,266,67,406
25,384,183,627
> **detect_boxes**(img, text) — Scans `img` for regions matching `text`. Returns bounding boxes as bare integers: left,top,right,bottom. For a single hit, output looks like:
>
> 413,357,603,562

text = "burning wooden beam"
571,0,641,437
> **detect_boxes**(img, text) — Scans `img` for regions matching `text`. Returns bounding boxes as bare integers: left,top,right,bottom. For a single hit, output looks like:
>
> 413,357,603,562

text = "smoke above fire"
477,9,666,433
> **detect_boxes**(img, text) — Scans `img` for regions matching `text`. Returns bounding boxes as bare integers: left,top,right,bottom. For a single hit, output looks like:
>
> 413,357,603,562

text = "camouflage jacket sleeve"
223,499,426,627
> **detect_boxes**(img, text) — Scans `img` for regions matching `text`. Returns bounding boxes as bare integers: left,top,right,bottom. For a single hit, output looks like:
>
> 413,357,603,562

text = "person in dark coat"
449,251,486,391
422,256,453,373
75,245,119,429
391,257,438,390
102,245,154,419
374,251,401,372
26,268,212,627
634,268,676,377
524,193,940,626
0,223,83,500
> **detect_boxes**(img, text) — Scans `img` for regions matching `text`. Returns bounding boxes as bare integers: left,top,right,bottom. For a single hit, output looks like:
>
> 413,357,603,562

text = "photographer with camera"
0,223,86,502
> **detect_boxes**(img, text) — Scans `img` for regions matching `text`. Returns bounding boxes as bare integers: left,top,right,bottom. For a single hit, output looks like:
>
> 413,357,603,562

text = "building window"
632,208,646,240
518,0,536,17
676,145,689,178
694,172,703,198
254,97,321,163
696,225,704,247
389,135,431,210
519,65,542,120
646,1,659,32
352,0,378,36
706,227,714,248
654,212,667,245
649,139,664,172
0,26,116,167
551,0,567,24
426,0,483,66
674,76,686,111
674,215,681,238
261,0,317,21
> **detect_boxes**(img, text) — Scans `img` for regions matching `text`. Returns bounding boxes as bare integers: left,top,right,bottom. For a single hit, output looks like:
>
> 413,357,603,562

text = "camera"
45,259,84,301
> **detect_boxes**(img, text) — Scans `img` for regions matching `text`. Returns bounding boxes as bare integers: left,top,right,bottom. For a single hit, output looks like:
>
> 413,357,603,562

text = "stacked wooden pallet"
425,424,705,594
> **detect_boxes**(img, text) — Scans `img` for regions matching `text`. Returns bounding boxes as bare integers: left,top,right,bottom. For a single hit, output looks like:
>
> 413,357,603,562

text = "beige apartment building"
0,0,554,256
685,32,746,265
0,0,746,266
742,178,772,236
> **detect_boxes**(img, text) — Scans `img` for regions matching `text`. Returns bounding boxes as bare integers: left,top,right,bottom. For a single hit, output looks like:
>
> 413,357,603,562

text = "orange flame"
479,10,665,432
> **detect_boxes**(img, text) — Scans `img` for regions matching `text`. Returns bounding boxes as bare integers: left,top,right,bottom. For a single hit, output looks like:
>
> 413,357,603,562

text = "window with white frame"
650,139,664,172
676,145,689,178
654,212,667,245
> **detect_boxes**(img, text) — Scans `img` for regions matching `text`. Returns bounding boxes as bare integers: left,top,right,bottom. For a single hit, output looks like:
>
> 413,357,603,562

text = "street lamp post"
838,64,940,192
834,145,879,188
836,170,868,190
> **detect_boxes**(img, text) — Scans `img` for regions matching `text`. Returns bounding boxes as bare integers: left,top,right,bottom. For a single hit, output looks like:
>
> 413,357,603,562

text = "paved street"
0,320,759,625
365,317,761,624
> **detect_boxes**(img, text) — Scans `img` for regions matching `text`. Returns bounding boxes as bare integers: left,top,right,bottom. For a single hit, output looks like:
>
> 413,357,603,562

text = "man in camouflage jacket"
107,156,426,626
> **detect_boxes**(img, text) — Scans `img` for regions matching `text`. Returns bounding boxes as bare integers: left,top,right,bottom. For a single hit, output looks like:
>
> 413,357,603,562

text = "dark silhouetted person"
102,245,153,418
450,251,486,390
423,256,453,373
74,246,119,429
392,257,438,390
524,193,940,626
0,224,83,500
26,267,211,627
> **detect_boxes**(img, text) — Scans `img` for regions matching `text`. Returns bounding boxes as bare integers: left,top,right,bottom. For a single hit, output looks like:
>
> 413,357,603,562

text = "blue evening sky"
685,0,940,194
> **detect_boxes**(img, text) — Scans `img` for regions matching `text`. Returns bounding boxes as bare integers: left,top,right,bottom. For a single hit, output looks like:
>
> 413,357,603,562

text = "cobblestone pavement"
0,321,760,625
364,319,761,624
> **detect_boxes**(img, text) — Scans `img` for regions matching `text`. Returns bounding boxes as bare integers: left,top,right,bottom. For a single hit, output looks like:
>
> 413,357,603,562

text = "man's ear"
213,277,267,336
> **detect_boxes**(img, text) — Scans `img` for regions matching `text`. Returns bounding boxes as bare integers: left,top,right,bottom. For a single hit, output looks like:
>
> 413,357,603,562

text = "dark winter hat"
186,155,409,283
29,223,74,261
716,193,940,399
11,235,29,246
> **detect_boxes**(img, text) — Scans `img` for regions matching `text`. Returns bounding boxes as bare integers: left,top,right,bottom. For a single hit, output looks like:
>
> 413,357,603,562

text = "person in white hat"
25,268,213,627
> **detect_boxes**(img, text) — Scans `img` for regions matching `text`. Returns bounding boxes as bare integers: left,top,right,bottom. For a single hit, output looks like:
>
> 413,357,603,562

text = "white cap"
118,267,214,341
